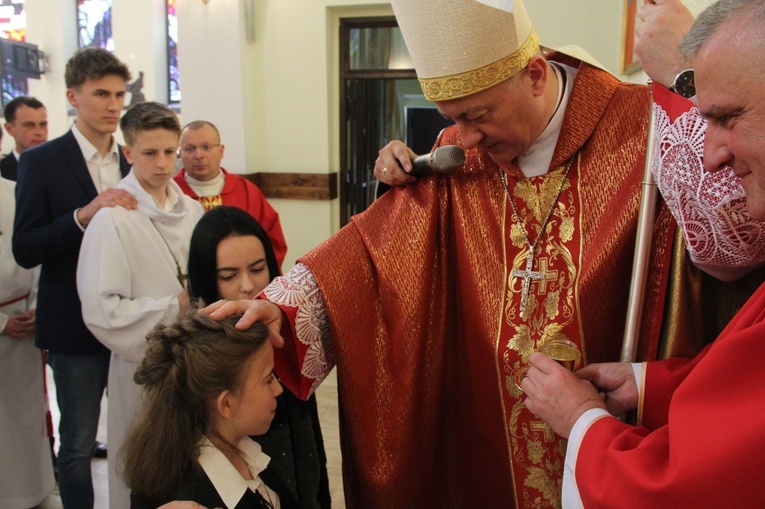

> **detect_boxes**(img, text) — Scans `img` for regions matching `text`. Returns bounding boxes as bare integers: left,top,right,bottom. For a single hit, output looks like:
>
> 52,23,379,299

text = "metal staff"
621,81,658,363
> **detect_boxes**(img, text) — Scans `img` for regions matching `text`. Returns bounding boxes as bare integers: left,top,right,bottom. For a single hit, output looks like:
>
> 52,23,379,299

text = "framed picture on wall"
621,0,642,74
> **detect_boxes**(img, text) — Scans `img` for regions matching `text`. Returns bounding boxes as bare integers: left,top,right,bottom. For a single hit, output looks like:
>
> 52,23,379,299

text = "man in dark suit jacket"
13,47,136,509
1,96,48,181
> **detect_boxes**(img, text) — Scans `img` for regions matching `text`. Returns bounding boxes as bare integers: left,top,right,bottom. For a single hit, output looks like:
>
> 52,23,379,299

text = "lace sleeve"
263,263,335,395
652,103,765,277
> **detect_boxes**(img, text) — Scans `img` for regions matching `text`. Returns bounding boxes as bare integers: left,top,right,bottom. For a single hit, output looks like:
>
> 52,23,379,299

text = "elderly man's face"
435,56,551,167
697,19,765,220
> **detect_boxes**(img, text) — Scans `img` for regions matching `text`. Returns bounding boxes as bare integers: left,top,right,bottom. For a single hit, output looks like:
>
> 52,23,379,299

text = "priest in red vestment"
522,2,765,506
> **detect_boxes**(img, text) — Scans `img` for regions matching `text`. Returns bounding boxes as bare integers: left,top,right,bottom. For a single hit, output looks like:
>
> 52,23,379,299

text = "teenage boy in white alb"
77,101,204,509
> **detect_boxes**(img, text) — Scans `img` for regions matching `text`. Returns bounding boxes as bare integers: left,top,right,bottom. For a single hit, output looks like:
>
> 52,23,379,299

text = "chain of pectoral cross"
149,219,188,288
499,155,575,318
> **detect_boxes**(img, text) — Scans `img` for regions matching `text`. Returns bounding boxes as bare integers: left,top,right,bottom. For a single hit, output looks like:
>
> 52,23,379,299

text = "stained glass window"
0,0,28,108
167,0,180,106
77,0,113,51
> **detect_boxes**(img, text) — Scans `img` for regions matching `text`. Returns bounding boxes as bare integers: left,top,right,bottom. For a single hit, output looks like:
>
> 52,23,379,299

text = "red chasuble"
573,281,765,508
274,58,676,508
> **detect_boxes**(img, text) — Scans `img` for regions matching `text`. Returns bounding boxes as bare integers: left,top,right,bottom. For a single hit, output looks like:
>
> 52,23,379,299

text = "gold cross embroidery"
531,421,555,442
535,258,559,294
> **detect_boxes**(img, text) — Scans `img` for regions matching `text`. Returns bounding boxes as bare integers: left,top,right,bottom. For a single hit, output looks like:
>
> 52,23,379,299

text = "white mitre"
390,0,539,101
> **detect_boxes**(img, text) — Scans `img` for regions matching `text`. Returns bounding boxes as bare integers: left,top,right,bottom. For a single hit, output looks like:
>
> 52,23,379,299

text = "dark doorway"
406,107,455,156
339,17,420,226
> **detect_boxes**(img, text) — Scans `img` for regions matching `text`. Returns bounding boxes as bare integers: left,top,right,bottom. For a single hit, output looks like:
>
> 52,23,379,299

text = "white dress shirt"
199,436,281,509
71,122,122,192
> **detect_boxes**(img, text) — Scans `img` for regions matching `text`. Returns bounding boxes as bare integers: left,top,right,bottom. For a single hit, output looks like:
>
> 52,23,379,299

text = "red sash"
0,293,29,308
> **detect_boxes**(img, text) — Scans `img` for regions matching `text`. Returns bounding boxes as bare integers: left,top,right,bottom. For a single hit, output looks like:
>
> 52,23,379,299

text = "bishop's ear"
526,55,549,97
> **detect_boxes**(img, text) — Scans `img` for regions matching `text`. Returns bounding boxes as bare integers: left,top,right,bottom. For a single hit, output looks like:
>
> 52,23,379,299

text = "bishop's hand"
374,140,417,187
202,298,285,348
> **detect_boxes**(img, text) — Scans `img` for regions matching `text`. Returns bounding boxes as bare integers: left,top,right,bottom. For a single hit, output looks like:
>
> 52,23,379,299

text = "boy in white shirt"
76,101,204,509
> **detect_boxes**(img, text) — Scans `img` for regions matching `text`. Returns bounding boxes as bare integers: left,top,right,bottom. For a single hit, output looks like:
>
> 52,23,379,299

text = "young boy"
76,101,204,509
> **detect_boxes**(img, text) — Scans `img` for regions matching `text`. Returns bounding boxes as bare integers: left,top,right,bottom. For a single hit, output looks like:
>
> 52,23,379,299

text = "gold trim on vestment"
501,160,579,509
419,30,540,101
574,152,586,366
494,159,520,507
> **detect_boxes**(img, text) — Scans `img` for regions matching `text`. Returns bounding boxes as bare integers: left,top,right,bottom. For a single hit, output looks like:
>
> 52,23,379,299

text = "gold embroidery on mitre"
419,30,540,101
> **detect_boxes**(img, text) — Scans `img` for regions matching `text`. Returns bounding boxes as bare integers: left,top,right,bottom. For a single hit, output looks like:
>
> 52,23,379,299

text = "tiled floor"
43,367,345,509
315,371,346,509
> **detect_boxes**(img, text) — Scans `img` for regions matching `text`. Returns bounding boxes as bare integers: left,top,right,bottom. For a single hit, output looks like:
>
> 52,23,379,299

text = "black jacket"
12,131,130,353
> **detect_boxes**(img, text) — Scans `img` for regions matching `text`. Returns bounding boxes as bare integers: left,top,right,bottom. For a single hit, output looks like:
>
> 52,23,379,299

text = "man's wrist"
74,207,88,231
668,68,695,98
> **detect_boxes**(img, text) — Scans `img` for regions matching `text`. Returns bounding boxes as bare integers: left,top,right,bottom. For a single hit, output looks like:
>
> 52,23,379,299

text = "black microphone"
410,145,465,175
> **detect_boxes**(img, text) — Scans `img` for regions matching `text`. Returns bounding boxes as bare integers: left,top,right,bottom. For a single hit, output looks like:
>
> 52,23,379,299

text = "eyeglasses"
179,143,221,155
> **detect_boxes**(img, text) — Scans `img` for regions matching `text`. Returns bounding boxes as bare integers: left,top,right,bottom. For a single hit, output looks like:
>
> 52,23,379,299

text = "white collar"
71,123,119,162
198,436,272,509
160,184,180,212
118,169,191,223
516,61,578,178
184,168,225,188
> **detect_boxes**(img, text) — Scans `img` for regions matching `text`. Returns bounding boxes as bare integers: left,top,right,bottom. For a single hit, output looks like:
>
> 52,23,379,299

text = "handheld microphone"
410,145,465,175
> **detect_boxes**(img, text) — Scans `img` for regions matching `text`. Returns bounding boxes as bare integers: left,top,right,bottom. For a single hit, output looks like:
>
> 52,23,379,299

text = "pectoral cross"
511,250,544,319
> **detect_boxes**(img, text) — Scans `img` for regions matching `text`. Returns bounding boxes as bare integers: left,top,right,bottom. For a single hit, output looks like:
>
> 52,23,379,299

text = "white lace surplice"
263,263,335,395
652,100,765,280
